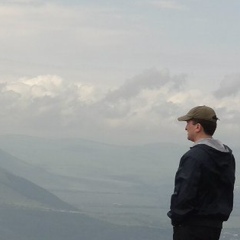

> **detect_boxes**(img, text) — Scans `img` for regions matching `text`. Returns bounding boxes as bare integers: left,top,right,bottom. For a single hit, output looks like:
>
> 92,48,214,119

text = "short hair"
192,118,217,136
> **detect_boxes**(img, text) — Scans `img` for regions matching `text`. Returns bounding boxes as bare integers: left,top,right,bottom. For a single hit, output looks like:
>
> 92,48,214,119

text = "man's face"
185,120,198,142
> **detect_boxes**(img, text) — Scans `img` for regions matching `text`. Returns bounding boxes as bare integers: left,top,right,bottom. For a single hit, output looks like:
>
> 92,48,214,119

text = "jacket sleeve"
168,153,202,226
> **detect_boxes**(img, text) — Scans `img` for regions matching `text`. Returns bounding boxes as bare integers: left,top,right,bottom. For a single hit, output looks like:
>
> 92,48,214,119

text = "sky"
0,0,240,146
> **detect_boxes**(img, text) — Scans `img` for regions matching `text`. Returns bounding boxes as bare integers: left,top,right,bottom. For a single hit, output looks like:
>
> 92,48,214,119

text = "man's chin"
187,136,194,142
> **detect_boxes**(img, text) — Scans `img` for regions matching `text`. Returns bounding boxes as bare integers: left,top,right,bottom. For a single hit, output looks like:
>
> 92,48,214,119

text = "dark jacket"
168,141,235,227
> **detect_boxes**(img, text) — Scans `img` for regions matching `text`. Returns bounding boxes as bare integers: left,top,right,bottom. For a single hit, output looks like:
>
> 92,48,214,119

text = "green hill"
0,166,167,240
0,166,77,211
0,154,168,240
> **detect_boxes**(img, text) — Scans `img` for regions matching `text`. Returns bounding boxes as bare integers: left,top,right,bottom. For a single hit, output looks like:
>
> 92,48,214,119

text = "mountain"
0,162,170,240
0,149,169,240
0,168,167,240
0,135,186,227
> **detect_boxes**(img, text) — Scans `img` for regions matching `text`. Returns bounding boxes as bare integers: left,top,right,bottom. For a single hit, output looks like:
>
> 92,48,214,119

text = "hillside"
0,135,185,227
0,149,169,240
0,205,168,240
0,166,77,211
0,147,81,192
0,168,168,240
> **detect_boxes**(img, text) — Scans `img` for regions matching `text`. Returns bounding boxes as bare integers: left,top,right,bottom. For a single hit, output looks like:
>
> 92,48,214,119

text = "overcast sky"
0,0,240,146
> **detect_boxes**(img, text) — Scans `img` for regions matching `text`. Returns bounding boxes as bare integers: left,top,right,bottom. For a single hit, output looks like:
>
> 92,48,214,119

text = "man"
168,106,235,240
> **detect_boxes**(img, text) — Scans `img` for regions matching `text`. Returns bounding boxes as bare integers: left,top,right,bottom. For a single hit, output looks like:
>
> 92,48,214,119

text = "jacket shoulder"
183,144,209,159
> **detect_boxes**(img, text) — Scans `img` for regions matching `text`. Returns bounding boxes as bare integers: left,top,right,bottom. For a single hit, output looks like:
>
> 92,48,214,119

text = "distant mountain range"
0,134,238,240
0,136,168,240
0,135,186,227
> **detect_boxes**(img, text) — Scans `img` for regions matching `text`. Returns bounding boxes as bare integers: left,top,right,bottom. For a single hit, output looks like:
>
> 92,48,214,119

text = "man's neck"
193,135,212,143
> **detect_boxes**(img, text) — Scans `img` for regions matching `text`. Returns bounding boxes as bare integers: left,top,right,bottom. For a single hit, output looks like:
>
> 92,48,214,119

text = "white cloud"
3,75,63,98
103,68,186,102
0,68,239,145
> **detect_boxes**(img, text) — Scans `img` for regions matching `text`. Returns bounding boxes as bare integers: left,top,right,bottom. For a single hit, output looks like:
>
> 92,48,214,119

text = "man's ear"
195,123,202,133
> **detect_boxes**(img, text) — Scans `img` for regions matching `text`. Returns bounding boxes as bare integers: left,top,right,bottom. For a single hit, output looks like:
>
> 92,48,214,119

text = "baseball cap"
178,106,219,122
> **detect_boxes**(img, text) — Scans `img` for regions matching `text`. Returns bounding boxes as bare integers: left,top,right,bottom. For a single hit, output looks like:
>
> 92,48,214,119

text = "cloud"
4,75,63,98
0,69,239,145
97,68,187,120
214,74,240,98
0,70,187,136
104,68,186,102
0,75,101,121
0,1,239,146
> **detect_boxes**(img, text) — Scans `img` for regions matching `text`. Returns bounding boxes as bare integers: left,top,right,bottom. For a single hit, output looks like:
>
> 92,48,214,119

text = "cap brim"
177,115,191,121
